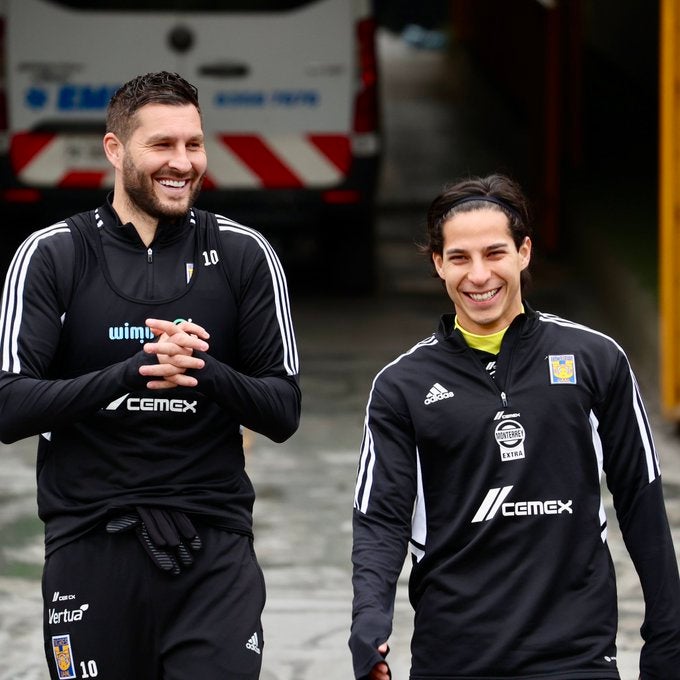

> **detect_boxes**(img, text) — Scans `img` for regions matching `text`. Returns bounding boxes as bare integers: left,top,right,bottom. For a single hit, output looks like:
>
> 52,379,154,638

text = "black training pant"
43,525,266,679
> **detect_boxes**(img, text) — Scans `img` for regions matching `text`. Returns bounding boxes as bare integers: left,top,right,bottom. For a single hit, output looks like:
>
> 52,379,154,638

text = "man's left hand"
139,318,210,389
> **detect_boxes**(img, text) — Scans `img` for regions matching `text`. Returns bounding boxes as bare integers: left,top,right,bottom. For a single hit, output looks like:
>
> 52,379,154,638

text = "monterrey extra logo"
494,418,526,461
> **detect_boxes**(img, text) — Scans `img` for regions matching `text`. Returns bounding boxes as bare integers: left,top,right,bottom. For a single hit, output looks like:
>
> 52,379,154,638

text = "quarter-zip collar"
100,192,193,248
437,302,539,406
94,193,199,301
438,301,539,347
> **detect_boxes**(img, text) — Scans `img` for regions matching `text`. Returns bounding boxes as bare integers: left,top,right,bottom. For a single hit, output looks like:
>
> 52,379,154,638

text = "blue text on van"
214,89,319,108
25,85,121,111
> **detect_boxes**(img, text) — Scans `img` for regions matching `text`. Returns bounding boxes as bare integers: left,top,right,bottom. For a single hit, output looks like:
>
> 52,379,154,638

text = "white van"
0,0,381,292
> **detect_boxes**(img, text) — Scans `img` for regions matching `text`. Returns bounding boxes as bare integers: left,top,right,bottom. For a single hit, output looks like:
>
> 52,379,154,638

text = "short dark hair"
422,173,533,288
106,71,201,142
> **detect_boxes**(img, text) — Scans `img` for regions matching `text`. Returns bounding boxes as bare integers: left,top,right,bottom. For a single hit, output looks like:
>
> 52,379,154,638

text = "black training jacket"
0,198,300,554
350,307,680,680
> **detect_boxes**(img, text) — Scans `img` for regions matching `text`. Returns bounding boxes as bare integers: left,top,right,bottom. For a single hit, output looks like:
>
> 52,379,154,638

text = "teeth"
159,179,186,188
469,289,498,302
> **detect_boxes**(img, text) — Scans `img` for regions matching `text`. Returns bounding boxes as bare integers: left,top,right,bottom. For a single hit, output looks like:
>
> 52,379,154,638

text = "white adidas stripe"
538,312,658,483
216,215,299,376
354,335,438,513
1,222,71,373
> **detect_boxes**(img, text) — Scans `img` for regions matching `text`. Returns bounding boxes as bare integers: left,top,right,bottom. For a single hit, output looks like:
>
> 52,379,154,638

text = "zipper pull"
500,391,508,407
147,247,153,264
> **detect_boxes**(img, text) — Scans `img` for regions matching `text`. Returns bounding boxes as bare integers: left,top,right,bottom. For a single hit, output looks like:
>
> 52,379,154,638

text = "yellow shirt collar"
454,306,524,355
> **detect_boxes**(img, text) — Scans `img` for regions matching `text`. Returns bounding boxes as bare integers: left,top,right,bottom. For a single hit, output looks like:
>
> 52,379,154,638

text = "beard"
121,154,204,221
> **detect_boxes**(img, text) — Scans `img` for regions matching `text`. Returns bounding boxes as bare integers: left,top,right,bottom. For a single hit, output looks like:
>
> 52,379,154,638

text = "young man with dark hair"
350,174,680,680
0,71,300,679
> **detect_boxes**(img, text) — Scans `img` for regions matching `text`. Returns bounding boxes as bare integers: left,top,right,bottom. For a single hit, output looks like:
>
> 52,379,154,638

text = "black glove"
106,507,202,575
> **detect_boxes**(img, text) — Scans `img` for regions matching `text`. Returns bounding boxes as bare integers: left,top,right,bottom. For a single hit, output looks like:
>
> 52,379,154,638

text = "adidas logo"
246,632,261,655
424,382,454,405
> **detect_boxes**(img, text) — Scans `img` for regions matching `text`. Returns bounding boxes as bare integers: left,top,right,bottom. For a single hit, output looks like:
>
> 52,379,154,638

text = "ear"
432,252,445,279
519,237,532,270
103,132,124,169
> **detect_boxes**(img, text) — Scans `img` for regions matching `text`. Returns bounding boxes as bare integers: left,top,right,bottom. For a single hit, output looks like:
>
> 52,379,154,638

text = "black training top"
0,197,300,554
350,308,680,680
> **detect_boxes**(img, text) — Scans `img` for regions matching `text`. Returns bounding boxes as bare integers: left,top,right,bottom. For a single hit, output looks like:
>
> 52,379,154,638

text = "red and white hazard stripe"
205,133,351,189
10,132,114,188
10,132,354,190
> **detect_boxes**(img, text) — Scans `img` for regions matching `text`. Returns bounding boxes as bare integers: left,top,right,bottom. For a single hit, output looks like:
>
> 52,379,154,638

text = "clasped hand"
139,318,210,389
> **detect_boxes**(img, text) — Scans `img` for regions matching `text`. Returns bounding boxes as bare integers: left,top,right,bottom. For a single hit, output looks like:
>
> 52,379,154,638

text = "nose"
167,145,193,173
467,257,491,286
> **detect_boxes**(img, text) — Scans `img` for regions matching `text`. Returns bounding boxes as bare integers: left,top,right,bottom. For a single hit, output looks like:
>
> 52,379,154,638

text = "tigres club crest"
52,635,76,679
548,354,577,385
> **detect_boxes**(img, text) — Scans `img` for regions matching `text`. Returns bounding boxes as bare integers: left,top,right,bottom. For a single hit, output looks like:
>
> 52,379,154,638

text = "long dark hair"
422,174,533,288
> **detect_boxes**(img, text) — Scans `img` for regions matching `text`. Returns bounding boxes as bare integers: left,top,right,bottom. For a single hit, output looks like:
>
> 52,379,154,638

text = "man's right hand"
370,643,391,680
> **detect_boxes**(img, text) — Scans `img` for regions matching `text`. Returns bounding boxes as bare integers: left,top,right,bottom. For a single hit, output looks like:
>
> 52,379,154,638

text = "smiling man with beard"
0,72,300,680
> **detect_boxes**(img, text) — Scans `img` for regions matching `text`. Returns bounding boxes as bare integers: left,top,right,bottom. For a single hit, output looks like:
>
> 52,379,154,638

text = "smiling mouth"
157,178,189,189
466,288,500,302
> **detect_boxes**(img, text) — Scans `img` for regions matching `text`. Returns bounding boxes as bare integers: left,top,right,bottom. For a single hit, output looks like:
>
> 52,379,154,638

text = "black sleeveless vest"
38,209,256,553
